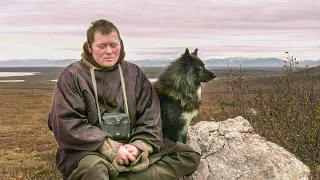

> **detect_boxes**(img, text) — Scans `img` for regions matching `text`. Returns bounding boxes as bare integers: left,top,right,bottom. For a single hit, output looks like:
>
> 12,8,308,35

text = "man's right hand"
124,144,142,159
116,145,136,165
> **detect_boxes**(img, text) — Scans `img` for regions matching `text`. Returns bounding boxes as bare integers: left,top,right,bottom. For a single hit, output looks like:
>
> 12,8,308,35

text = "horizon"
2,57,320,68
1,0,319,61
0,56,319,62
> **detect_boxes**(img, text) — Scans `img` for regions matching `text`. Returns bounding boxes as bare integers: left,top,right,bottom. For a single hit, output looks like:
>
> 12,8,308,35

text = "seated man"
48,19,200,180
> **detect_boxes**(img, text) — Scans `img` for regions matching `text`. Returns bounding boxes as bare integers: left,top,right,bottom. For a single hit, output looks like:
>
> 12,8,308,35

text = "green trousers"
68,142,200,180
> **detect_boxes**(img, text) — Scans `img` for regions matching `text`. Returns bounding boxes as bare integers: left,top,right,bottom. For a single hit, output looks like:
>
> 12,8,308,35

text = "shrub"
214,53,320,178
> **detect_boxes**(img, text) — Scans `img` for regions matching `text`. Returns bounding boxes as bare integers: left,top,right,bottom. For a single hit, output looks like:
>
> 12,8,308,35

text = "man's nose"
105,46,112,54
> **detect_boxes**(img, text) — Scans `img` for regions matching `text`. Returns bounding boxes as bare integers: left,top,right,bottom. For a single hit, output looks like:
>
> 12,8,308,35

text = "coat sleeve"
48,69,108,151
129,68,163,153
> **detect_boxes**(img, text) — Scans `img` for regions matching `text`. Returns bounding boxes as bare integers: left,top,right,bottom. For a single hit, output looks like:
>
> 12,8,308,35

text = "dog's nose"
212,73,216,79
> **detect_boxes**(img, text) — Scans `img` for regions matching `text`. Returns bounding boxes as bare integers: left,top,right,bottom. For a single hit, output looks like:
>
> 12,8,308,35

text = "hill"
0,58,319,67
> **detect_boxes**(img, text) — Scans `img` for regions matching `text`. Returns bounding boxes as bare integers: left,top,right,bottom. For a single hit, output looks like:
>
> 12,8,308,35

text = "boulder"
185,116,311,180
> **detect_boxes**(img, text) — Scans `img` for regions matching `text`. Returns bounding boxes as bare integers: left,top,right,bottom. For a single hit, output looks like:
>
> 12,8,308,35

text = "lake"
0,71,158,83
0,72,39,77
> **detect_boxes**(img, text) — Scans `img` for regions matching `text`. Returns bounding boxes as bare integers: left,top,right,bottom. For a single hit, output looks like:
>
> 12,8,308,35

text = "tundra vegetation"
0,53,319,179
208,52,320,179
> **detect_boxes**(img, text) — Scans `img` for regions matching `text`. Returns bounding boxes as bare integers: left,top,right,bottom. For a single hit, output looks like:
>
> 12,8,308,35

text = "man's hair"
87,19,125,61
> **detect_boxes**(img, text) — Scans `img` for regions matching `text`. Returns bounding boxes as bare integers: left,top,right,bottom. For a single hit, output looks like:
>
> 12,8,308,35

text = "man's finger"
124,158,129,165
127,153,136,162
118,159,124,166
126,147,133,153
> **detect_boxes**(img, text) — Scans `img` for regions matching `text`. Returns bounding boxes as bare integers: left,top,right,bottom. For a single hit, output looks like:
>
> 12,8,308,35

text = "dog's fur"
153,48,216,143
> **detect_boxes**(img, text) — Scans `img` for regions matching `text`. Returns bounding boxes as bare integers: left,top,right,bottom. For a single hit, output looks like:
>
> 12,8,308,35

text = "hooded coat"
48,59,175,178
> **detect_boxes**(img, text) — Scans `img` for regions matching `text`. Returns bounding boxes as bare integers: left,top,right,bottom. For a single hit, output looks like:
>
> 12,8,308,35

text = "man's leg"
116,142,200,180
68,154,118,180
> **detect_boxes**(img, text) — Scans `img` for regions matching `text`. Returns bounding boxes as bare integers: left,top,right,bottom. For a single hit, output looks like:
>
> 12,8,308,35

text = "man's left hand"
124,144,142,159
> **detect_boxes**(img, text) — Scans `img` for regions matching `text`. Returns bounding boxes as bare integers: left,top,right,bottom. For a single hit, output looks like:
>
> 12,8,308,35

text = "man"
48,19,200,180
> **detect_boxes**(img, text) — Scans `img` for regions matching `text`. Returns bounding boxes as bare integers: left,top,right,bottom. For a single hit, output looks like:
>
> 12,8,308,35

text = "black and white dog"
154,48,216,143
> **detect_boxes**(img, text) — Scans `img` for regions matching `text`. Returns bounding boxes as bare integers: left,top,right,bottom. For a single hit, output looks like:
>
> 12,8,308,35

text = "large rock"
185,116,311,180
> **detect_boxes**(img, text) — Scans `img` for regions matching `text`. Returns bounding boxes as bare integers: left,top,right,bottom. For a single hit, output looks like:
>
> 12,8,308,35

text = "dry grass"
0,88,61,180
210,61,320,179
0,85,220,179
0,66,294,179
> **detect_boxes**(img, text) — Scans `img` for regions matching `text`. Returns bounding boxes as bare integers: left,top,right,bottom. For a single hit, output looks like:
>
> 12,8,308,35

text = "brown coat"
48,60,175,178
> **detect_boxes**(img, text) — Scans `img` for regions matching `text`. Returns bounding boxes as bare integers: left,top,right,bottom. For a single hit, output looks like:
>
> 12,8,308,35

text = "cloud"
0,0,319,60
1,0,319,36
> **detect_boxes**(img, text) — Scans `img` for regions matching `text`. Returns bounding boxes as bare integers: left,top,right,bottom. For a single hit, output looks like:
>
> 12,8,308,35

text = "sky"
0,0,319,61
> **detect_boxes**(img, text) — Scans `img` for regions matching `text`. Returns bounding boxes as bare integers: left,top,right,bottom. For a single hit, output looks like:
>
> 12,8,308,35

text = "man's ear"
87,43,92,53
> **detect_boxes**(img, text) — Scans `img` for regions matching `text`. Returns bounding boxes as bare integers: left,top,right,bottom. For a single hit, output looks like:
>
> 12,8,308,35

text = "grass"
1,66,317,179
209,59,320,179
0,89,62,179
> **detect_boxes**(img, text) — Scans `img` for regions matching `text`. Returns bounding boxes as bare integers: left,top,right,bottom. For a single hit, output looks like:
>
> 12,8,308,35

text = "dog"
153,48,216,143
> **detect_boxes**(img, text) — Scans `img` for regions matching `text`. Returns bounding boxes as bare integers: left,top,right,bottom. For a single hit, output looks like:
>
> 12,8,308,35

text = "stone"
185,116,311,180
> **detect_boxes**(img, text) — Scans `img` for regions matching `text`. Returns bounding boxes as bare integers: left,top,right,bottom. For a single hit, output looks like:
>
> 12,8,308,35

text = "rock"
185,116,311,180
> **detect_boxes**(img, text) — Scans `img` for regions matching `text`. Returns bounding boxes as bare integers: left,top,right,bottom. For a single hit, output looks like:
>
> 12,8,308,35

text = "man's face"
88,30,121,67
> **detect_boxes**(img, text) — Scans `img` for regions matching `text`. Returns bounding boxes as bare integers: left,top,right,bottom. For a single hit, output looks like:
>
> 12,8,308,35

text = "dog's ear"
191,48,198,56
183,48,191,59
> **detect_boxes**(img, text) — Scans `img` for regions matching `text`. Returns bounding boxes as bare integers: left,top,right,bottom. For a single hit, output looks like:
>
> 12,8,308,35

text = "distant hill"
205,57,285,67
0,58,319,67
298,65,320,75
0,59,77,67
130,60,171,67
204,57,320,67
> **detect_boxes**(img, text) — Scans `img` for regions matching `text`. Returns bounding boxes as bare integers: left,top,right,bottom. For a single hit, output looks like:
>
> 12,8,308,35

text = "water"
0,72,40,82
148,78,158,83
0,80,25,82
0,72,39,77
0,71,158,83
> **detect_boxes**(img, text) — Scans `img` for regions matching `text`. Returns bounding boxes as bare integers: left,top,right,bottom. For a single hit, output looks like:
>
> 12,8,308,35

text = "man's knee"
69,154,115,180
171,142,201,167
160,143,201,177
180,150,201,174
171,149,200,173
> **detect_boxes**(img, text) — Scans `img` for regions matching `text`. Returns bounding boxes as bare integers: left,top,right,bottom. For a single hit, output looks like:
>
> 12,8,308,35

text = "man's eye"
111,43,118,48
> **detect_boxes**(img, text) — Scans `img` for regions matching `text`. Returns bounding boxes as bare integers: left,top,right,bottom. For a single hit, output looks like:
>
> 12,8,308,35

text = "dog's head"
179,48,216,84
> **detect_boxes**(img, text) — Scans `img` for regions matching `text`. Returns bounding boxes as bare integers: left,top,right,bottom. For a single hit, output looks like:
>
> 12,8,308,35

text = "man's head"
86,19,125,67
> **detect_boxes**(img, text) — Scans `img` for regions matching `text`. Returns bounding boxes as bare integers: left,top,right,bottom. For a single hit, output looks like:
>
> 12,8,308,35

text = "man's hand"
116,145,136,165
124,144,142,159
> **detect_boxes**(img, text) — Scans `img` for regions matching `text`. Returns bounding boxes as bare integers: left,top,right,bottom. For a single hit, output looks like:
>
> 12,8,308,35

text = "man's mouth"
104,57,114,61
